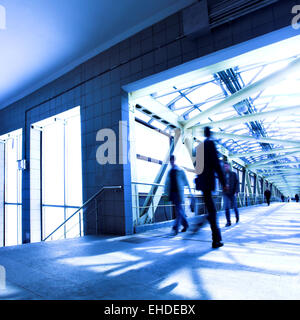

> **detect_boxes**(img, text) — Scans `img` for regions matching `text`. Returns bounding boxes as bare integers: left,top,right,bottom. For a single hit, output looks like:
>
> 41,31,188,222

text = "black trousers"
203,191,222,244
224,194,239,223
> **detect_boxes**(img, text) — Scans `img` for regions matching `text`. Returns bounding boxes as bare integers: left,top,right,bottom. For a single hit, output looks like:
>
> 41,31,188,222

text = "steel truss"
132,54,300,222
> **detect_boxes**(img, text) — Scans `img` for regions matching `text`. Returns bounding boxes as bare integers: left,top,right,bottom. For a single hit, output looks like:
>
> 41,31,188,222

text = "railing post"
95,198,98,235
79,210,82,237
151,194,154,224
137,190,140,224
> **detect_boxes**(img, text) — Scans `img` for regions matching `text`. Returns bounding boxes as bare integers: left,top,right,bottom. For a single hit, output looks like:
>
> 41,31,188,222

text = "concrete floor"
0,202,299,300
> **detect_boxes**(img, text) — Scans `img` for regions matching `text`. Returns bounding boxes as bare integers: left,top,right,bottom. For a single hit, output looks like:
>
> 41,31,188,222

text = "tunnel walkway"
0,202,299,300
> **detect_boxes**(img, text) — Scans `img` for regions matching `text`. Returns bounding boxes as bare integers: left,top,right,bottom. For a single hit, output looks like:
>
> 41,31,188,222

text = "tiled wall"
0,0,296,241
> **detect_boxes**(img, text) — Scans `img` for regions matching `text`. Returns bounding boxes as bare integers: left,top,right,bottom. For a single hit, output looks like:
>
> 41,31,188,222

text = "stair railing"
42,185,122,241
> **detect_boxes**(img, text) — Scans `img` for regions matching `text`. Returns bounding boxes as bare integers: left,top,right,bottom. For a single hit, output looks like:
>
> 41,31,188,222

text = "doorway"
0,129,23,246
31,106,83,241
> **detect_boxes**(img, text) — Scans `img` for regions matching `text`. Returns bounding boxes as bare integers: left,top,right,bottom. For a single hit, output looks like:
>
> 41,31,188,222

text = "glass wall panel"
65,115,83,207
5,205,21,246
42,121,65,206
42,207,64,241
65,208,83,239
35,106,82,240
135,122,169,161
136,159,161,193
0,129,22,246
5,132,22,204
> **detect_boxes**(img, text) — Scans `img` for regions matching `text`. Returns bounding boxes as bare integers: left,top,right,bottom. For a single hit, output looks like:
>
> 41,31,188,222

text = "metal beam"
139,128,182,224
190,132,247,168
248,151,300,169
277,184,298,186
269,178,299,188
193,105,300,130
194,131,300,148
230,147,300,158
265,162,300,167
267,176,300,180
256,175,261,195
275,188,299,190
276,186,300,188
183,56,300,129
267,177,300,181
264,175,300,180
133,95,182,129
262,169,300,174
267,182,299,186
183,135,196,169
268,176,300,179
278,186,300,190
128,51,254,101
245,170,253,196
261,177,266,196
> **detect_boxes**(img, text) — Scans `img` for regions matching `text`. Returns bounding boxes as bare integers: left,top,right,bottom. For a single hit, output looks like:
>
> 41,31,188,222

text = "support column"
253,174,257,204
22,121,31,243
128,104,139,227
88,91,133,236
241,169,246,194
256,176,261,194
253,175,257,195
29,126,42,242
256,175,262,203
262,178,266,195
0,141,4,246
241,169,246,206
245,170,253,205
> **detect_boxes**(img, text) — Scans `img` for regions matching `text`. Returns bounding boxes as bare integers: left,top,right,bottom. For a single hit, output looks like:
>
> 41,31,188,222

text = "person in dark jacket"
164,155,191,235
264,189,271,206
295,194,299,203
223,162,240,227
195,127,226,249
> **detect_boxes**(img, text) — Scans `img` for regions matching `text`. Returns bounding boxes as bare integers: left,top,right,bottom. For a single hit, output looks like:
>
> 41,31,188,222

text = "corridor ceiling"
0,0,194,109
133,34,300,197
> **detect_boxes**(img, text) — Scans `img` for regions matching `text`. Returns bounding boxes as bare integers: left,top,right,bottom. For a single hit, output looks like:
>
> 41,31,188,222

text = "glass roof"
134,40,300,196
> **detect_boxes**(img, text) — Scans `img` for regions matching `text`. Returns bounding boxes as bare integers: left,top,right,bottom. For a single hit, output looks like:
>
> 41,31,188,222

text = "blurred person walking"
264,189,271,206
194,127,226,249
223,162,240,227
165,155,191,235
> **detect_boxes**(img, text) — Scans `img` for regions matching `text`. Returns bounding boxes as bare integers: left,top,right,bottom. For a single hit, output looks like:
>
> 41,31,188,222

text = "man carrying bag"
194,127,226,249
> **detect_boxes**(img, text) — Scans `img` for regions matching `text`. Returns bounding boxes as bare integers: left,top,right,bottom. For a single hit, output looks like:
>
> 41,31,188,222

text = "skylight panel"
186,108,201,120
156,92,181,106
239,67,264,86
185,82,223,104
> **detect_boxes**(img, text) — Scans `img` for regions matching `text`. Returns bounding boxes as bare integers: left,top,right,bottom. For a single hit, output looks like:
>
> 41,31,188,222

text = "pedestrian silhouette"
264,189,271,206
194,126,226,249
165,155,191,235
223,162,240,227
295,194,299,203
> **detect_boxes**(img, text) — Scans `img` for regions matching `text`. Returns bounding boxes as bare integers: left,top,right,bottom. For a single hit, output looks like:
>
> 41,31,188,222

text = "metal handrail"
132,181,201,192
132,182,281,199
42,185,122,241
132,181,282,225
